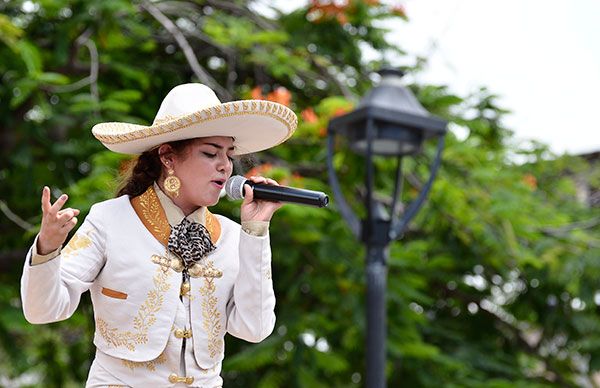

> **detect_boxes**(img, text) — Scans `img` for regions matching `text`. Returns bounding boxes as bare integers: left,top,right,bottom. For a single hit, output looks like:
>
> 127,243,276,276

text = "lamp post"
326,68,448,388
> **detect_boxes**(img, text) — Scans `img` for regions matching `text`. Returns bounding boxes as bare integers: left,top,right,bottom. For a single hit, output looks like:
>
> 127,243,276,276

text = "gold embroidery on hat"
199,269,222,358
121,351,167,371
96,265,171,351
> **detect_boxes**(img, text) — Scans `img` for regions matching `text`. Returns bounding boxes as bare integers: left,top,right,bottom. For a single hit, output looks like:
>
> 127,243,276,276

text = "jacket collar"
130,185,221,247
153,182,205,227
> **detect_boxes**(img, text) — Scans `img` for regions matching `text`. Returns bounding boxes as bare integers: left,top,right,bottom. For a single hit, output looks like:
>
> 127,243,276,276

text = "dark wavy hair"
116,139,195,198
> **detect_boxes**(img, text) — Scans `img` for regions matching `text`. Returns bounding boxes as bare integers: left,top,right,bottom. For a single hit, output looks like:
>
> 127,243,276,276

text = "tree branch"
140,1,232,101
311,57,355,100
0,200,34,231
205,0,277,30
48,28,99,98
541,217,600,237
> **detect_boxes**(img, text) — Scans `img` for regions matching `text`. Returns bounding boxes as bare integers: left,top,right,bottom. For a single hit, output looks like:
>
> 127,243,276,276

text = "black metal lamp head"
327,67,448,242
328,68,447,156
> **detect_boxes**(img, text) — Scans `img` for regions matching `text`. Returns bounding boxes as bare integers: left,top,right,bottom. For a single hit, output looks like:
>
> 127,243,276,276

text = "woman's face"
166,136,235,212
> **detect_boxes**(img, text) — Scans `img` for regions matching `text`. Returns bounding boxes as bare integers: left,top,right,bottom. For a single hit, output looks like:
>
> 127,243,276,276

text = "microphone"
225,175,329,208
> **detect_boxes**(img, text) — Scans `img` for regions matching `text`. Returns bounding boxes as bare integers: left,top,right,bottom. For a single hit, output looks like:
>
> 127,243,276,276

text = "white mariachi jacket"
21,185,276,386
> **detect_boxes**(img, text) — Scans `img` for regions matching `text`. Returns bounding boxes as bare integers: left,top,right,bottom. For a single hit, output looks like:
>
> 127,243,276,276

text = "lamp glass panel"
345,120,424,156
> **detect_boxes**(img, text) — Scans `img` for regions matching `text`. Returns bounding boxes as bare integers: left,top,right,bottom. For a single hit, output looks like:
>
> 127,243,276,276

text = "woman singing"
21,83,297,387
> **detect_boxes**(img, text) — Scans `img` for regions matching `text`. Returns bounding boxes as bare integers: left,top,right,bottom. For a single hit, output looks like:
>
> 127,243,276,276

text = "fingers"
243,184,254,204
247,175,280,186
61,216,78,232
50,193,69,214
42,189,79,228
41,186,51,213
57,208,80,224
57,208,80,217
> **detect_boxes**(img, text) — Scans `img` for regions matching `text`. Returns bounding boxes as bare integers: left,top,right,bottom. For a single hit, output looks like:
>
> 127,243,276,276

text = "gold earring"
164,168,181,198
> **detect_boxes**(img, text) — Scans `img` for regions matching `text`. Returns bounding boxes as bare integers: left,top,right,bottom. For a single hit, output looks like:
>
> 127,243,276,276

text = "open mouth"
212,179,225,187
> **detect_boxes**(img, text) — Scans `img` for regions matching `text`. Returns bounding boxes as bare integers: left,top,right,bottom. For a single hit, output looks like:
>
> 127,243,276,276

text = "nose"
217,154,232,174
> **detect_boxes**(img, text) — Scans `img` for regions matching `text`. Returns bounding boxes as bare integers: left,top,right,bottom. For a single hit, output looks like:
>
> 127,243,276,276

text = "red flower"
333,107,350,117
301,107,319,123
251,86,265,100
245,163,273,178
522,174,537,190
391,4,407,19
267,87,292,107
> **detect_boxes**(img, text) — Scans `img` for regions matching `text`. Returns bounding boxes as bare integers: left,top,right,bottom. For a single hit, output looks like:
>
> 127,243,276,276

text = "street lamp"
327,68,448,388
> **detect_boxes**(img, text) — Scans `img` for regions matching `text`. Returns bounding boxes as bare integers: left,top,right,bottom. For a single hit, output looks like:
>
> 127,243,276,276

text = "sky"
259,0,600,155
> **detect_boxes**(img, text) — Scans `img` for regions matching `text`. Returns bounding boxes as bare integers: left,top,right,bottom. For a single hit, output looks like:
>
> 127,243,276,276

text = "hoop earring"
164,168,181,198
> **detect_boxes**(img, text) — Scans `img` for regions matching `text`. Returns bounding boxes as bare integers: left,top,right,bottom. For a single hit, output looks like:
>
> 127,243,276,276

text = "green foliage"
1,1,599,387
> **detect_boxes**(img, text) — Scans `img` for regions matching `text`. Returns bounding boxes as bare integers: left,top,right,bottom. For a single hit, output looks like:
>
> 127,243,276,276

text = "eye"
227,156,234,163
203,152,216,158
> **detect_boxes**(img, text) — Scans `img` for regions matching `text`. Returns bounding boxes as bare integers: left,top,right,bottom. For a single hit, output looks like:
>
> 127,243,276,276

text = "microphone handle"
246,182,329,207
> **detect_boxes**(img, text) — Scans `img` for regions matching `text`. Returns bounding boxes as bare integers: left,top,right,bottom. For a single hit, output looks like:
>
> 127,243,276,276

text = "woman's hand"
240,176,283,223
37,186,80,255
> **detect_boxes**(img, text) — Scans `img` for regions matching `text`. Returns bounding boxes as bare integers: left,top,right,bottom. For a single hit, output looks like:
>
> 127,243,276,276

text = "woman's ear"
158,144,175,169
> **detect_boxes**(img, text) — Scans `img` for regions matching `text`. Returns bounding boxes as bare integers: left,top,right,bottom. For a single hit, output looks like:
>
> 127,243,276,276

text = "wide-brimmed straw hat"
92,83,297,155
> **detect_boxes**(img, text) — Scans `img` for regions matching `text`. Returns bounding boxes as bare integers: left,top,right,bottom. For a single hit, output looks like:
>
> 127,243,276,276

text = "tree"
1,1,599,387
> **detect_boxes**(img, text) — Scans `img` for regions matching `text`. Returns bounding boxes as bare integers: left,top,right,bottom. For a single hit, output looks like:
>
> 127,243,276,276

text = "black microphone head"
225,175,247,200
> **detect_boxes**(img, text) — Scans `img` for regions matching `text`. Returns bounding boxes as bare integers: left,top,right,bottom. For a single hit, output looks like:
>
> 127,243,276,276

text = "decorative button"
180,281,191,296
188,263,223,278
168,373,194,384
174,328,192,338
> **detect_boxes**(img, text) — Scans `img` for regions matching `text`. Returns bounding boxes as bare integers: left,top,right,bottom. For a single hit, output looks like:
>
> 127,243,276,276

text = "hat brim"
92,100,297,155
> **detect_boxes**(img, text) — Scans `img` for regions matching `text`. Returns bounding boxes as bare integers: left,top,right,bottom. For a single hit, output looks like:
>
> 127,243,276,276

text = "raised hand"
240,176,283,223
37,186,80,255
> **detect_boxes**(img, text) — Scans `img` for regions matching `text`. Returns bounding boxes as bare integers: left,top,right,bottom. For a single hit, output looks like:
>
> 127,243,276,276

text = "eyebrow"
204,142,235,151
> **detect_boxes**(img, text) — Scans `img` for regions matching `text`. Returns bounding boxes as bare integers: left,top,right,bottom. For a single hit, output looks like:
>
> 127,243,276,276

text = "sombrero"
92,83,297,155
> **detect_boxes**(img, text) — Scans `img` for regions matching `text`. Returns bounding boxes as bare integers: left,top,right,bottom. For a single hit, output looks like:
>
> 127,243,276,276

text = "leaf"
15,40,42,74
10,78,37,108
0,13,23,48
35,72,70,85
100,99,131,113
107,89,143,102
313,349,349,373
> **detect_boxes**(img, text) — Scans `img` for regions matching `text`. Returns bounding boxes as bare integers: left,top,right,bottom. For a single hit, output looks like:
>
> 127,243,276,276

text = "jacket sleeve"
20,204,106,324
225,227,276,343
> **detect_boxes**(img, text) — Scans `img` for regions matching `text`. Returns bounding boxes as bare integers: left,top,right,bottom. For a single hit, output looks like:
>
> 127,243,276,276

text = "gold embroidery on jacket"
204,209,221,244
131,185,221,247
132,187,170,245
61,232,93,259
96,266,171,351
199,263,222,359
121,352,167,371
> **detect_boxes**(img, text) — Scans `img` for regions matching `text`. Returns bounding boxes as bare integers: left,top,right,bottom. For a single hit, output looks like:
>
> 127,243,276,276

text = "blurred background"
1,0,599,387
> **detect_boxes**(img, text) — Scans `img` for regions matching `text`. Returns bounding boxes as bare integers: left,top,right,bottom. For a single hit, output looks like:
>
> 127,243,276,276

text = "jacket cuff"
30,235,61,266
240,221,269,237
